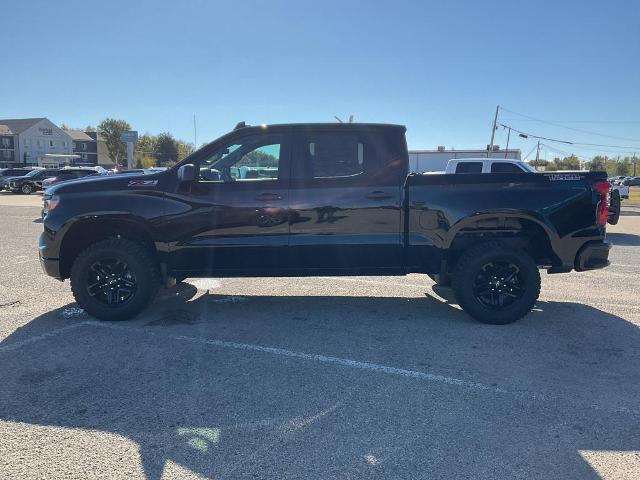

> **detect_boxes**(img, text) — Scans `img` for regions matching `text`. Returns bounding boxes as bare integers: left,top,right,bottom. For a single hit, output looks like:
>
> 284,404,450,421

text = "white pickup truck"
425,158,538,174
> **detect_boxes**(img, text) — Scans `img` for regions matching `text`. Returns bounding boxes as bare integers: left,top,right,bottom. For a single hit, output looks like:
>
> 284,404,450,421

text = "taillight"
593,180,609,226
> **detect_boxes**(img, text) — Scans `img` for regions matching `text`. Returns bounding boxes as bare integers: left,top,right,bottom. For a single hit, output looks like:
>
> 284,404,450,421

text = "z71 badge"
546,173,582,181
127,179,158,187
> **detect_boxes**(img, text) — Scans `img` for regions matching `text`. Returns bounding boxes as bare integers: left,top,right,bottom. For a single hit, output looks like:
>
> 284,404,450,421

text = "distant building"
0,124,16,166
67,130,98,165
408,146,521,173
0,118,79,168
85,131,115,168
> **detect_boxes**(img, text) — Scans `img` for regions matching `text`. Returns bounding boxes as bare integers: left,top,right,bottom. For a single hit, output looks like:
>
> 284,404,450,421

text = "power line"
523,144,538,161
500,106,640,143
497,123,640,150
539,143,590,162
500,118,640,125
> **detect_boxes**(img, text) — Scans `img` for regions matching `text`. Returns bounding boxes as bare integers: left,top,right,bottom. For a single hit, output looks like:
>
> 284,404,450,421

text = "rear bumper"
574,240,611,271
38,232,62,279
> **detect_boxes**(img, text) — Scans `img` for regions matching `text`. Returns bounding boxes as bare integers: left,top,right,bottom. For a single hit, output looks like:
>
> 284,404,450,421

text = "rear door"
287,127,404,271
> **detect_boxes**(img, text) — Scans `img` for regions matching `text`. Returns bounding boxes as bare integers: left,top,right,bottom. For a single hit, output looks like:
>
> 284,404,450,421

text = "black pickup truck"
39,123,611,324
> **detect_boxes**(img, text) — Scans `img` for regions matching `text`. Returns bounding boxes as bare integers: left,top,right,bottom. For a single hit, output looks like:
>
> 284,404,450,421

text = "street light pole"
504,127,511,158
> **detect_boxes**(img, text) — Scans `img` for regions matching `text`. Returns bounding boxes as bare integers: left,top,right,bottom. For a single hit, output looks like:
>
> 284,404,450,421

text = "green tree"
529,158,555,171
135,134,157,158
154,132,179,166
176,139,194,160
98,118,131,167
553,155,580,170
245,150,278,167
587,156,607,172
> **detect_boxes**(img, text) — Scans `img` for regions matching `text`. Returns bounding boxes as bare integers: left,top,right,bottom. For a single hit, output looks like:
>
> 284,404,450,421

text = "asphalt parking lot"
0,192,639,480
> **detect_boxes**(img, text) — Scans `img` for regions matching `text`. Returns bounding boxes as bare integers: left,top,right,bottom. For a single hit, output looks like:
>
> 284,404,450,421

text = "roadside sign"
120,130,138,143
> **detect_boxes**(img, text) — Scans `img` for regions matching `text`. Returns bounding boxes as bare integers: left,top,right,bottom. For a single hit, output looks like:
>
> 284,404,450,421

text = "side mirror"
177,164,196,183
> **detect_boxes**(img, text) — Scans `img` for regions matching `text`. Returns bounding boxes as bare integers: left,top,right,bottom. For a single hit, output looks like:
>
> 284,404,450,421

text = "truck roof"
233,122,407,132
449,158,525,162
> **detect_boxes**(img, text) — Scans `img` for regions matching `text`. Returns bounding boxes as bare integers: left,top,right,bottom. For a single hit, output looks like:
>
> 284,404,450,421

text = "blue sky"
3,0,639,159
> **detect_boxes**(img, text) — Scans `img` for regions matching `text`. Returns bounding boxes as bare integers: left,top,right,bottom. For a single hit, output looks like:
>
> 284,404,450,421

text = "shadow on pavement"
607,232,640,246
1,284,638,479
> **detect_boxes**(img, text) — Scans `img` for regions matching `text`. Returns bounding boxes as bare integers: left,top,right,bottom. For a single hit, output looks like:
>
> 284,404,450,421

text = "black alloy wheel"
70,238,160,321
452,242,541,325
87,258,138,306
472,261,524,310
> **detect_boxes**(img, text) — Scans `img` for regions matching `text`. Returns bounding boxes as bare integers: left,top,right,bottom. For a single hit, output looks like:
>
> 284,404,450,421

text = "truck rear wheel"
452,242,540,325
70,238,160,321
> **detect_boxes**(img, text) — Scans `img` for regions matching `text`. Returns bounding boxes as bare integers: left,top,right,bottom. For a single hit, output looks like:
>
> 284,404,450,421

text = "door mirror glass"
177,164,196,182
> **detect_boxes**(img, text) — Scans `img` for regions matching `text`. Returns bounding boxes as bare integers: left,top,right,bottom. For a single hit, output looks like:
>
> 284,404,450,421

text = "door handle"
255,192,282,201
366,191,392,200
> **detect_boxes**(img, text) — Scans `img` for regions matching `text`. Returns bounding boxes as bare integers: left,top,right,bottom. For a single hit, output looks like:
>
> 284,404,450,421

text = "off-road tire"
608,189,621,225
452,242,540,325
70,238,160,321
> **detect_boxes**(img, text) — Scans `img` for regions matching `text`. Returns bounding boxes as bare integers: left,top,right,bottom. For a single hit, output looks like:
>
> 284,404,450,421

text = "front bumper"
574,240,611,271
38,232,62,279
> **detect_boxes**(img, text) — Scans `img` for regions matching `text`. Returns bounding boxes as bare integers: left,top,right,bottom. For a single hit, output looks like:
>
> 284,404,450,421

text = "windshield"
25,169,42,177
520,162,537,172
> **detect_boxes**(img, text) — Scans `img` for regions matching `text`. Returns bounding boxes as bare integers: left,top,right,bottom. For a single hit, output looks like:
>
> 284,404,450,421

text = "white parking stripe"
84,320,510,394
2,319,638,415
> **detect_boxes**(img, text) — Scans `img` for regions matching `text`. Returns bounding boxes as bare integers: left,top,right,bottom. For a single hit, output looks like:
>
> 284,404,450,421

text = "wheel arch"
59,215,158,279
444,211,561,268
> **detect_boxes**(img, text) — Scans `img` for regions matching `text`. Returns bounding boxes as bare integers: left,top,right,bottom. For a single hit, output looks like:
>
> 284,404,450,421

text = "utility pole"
488,105,499,158
535,140,540,162
633,152,637,176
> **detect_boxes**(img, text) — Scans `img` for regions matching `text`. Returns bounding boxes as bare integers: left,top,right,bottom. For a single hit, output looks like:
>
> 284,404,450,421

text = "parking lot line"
2,318,639,417
81,320,508,394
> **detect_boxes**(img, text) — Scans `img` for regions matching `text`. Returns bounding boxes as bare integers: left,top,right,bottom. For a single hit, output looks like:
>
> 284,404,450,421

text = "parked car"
612,181,630,199
41,167,103,189
608,175,629,184
622,176,640,187
7,168,58,194
39,122,611,325
0,167,40,190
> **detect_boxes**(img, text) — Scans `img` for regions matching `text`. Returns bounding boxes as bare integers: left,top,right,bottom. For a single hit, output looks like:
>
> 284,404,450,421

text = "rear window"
490,162,525,173
304,133,365,178
455,162,483,174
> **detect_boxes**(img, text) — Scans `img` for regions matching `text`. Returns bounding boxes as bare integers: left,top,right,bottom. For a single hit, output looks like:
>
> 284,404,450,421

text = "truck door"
288,127,404,271
166,130,291,274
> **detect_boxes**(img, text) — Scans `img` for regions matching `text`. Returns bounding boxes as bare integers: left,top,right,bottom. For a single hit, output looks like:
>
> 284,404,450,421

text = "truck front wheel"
452,242,540,325
70,238,160,321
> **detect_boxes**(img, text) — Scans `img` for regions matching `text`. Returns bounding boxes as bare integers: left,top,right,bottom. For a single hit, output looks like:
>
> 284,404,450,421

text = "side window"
455,162,483,174
491,162,525,173
198,134,282,182
304,134,364,178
